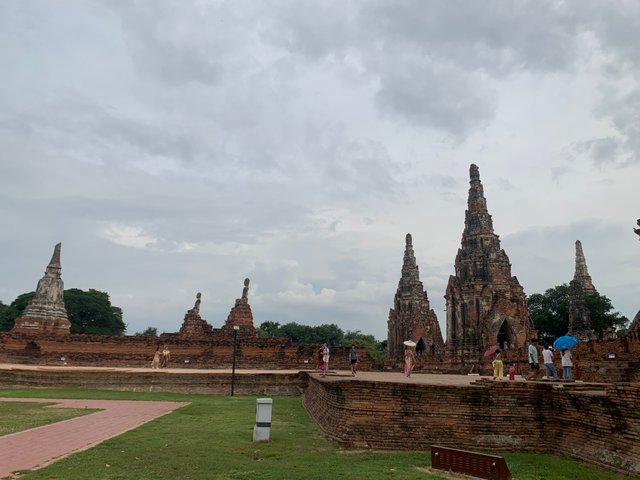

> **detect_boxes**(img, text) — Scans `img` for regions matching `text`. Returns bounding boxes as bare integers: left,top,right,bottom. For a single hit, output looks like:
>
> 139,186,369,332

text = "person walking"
542,345,558,381
561,349,573,380
321,343,330,375
492,350,504,380
160,346,171,368
348,345,358,376
403,346,416,377
151,346,160,369
527,339,540,379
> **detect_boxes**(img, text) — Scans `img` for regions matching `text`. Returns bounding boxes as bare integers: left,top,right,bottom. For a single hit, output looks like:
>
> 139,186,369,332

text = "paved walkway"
0,397,188,479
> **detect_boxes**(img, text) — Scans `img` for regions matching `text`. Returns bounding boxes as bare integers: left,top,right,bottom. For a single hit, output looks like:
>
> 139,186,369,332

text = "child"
508,363,516,381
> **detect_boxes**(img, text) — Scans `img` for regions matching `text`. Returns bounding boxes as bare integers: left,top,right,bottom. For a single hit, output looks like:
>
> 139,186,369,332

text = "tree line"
0,289,125,335
0,283,629,352
256,321,387,362
527,284,628,345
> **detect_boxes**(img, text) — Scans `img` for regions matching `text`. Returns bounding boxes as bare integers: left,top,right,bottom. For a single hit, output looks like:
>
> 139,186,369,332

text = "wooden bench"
431,445,511,480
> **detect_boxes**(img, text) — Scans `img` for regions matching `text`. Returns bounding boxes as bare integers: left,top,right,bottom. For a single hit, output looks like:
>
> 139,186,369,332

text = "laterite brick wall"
302,378,640,475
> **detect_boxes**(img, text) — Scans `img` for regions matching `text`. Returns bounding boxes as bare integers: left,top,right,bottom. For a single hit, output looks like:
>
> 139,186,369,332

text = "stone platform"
1,364,638,476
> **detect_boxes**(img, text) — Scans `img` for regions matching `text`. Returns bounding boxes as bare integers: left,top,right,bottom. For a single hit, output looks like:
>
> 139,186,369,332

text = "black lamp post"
231,325,239,396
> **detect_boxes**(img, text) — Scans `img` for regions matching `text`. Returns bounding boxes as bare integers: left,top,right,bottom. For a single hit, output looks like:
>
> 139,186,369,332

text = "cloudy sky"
1,0,638,340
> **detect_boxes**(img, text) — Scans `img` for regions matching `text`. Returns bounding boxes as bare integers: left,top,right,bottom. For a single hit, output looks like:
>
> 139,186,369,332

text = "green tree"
528,284,628,342
0,289,125,335
0,292,36,332
0,300,12,331
527,284,570,344
341,330,387,363
134,327,158,337
64,289,125,335
256,321,281,338
257,321,345,346
584,293,628,337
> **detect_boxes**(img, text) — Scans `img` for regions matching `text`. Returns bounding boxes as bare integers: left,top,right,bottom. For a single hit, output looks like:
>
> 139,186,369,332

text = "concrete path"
0,397,188,479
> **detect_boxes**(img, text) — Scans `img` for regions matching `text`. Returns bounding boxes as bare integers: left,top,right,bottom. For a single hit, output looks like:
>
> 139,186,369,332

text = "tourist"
561,349,573,380
528,339,540,378
321,343,330,374
151,346,160,369
508,363,517,381
161,346,171,368
542,345,558,380
317,346,324,371
349,345,358,375
492,349,504,380
403,346,416,377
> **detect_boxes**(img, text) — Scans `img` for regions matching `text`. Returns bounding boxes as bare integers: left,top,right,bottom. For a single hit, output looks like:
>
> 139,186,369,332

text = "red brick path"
0,398,188,478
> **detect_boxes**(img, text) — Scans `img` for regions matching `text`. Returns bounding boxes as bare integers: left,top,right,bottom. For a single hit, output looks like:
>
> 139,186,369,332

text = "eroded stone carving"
568,240,597,340
445,164,533,361
387,233,444,360
12,243,71,335
179,292,213,338
224,278,256,335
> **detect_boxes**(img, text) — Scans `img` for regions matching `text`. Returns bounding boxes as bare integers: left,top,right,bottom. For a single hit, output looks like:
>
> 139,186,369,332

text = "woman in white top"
561,349,573,380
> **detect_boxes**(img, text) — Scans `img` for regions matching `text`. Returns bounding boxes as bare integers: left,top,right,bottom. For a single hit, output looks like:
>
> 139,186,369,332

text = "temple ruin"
387,233,444,361
12,243,71,335
445,164,533,361
222,278,256,336
178,292,213,338
568,240,597,340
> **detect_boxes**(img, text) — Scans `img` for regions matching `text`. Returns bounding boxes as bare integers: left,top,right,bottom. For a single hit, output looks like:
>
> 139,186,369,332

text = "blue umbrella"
553,335,579,350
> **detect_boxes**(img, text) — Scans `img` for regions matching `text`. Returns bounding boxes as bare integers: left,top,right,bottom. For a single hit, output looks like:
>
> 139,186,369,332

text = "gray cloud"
0,0,638,340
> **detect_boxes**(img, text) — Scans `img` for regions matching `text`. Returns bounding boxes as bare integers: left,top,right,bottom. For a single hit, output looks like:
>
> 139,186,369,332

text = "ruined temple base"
0,363,309,395
303,372,640,476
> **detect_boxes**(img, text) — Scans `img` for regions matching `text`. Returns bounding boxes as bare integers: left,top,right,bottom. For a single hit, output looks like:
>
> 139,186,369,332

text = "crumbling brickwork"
12,243,71,335
445,165,533,362
303,377,640,475
387,233,444,361
568,240,597,340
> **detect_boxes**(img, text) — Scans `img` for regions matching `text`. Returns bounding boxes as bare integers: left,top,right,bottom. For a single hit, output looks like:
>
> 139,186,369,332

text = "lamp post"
231,325,240,396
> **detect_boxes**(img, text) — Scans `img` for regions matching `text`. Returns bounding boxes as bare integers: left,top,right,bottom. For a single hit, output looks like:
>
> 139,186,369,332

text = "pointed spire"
573,240,595,293
467,164,488,214
45,243,62,278
401,233,419,282
463,164,494,237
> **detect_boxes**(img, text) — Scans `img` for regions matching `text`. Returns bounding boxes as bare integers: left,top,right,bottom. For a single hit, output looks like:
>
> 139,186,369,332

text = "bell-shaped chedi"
12,243,72,335
387,234,444,360
222,278,256,336
568,240,597,340
178,292,213,337
445,164,533,360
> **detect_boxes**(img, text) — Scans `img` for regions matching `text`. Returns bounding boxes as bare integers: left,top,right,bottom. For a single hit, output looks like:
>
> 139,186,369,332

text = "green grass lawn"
0,401,98,436
0,388,635,480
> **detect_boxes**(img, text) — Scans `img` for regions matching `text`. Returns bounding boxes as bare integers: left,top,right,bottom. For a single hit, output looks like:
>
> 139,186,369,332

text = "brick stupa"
387,233,444,360
222,278,256,336
178,292,213,337
445,164,533,360
567,240,598,341
12,243,71,335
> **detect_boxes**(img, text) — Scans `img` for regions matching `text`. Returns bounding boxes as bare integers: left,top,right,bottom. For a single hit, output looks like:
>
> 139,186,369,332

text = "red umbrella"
483,345,498,357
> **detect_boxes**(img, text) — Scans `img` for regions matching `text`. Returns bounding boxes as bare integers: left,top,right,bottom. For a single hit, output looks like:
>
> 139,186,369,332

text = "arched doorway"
496,318,515,350
416,338,426,357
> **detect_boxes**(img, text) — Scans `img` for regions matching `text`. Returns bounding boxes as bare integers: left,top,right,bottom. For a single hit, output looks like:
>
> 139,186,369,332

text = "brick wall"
0,368,308,395
0,333,377,371
302,378,640,475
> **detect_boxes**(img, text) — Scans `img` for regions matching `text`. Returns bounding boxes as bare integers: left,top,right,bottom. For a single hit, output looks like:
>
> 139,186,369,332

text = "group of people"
151,346,171,369
317,344,359,376
528,339,574,381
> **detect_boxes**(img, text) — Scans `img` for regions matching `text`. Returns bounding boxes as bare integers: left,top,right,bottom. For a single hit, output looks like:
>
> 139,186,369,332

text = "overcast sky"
1,1,638,340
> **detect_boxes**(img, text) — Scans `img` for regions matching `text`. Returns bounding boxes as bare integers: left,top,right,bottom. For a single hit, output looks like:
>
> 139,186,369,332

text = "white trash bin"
253,398,272,442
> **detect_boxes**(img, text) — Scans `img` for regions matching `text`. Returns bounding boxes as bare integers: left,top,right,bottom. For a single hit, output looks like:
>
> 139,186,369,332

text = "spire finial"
45,243,62,278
